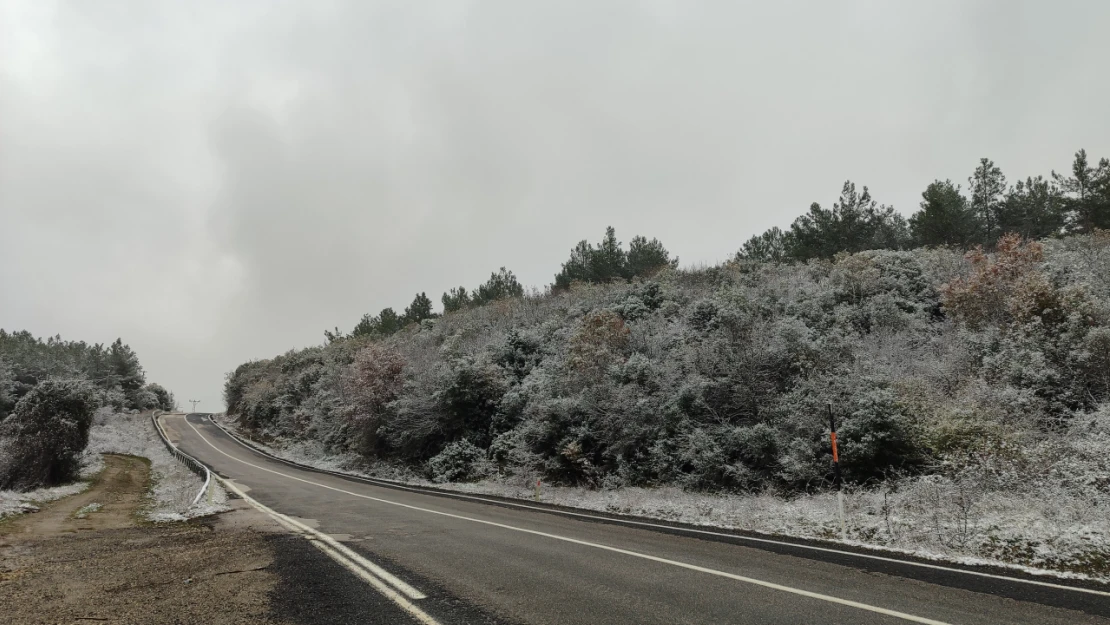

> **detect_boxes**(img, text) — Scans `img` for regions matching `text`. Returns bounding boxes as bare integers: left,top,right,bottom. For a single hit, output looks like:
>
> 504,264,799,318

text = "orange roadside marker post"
828,404,847,539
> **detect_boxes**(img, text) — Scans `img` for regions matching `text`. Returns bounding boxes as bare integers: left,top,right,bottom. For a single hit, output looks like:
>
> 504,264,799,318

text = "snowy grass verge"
0,410,229,522
214,414,1110,583
86,410,229,521
0,481,90,520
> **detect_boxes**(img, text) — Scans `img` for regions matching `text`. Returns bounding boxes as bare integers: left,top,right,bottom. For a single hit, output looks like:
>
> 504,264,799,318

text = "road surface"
163,413,1110,625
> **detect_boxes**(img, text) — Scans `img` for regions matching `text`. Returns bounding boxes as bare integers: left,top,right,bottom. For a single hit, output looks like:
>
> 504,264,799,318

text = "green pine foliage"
553,226,676,290
910,180,974,247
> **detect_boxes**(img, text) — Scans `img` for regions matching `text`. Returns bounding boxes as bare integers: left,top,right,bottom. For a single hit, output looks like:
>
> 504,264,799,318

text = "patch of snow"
74,502,102,518
82,409,230,520
0,481,89,520
213,414,1110,582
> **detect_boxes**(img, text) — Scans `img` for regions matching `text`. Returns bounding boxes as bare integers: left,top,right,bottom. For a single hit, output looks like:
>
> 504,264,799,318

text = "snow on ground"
213,414,1110,581
0,409,229,521
0,481,89,520
85,410,229,521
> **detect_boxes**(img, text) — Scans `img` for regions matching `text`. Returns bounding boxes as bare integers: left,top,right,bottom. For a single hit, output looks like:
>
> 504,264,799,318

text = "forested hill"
224,148,1110,496
0,330,175,419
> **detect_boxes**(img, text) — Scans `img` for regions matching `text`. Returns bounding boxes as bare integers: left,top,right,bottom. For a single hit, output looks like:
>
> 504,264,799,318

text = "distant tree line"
0,330,173,418
326,227,677,342
328,149,1108,344
553,227,677,290
0,329,174,490
737,150,1110,262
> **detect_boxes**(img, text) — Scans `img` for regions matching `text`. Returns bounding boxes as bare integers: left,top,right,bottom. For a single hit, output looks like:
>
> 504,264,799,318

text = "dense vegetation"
0,330,174,419
226,149,1110,497
0,330,173,490
0,380,98,490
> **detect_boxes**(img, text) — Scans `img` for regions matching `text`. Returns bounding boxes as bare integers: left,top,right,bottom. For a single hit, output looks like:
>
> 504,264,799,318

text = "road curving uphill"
163,412,1110,625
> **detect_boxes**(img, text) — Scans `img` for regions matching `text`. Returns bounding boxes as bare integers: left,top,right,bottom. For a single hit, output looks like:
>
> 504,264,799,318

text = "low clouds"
2,0,1108,409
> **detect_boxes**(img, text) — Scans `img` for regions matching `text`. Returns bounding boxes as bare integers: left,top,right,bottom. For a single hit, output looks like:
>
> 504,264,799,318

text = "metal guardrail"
151,410,212,506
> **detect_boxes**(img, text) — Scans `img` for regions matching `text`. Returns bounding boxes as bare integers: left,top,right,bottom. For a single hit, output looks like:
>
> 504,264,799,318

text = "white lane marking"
206,416,1110,600
179,418,427,601
184,417,952,625
218,477,439,625
311,540,440,625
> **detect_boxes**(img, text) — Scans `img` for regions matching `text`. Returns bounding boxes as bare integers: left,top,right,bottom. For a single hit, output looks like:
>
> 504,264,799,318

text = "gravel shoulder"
0,452,447,625
0,455,293,624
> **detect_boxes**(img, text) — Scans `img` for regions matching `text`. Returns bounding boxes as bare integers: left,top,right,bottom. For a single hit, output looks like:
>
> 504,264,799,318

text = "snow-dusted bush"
0,379,97,490
425,439,489,483
224,235,1110,504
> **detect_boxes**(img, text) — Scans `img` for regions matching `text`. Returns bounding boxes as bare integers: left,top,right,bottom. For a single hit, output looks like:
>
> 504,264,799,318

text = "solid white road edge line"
185,417,953,625
167,416,428,602
217,476,428,600
217,478,440,625
206,414,1110,599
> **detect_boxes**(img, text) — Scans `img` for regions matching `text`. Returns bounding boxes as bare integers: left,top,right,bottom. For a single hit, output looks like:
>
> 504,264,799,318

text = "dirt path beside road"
0,454,287,624
2,454,150,540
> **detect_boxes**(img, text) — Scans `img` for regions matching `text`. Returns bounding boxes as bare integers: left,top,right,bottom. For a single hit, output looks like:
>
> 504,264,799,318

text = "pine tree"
1053,149,1110,234
909,180,974,247
590,226,627,282
626,235,677,277
737,227,791,263
351,314,377,337
968,158,1007,246
473,268,524,305
404,292,436,325
788,181,904,259
554,240,595,290
376,308,403,335
441,287,471,313
107,338,145,407
998,176,1065,240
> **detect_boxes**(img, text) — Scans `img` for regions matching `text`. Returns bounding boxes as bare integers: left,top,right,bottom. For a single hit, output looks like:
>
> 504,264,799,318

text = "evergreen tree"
351,313,377,338
737,227,792,263
441,286,471,313
871,205,911,251
473,268,525,305
998,176,1065,240
554,240,595,290
968,158,1007,246
909,180,974,247
404,292,436,324
377,308,403,335
1053,149,1110,234
788,181,905,259
626,235,677,277
590,226,627,281
107,338,144,405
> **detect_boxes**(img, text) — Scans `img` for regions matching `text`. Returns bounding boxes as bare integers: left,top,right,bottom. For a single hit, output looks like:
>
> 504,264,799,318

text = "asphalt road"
163,413,1110,625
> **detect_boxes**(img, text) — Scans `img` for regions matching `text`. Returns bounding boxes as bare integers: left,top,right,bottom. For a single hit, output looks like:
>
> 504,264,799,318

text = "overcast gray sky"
2,0,1108,410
